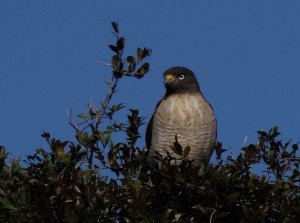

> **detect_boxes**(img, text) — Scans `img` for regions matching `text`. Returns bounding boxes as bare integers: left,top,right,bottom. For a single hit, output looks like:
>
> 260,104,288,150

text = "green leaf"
109,103,125,114
0,197,17,210
78,112,91,119
131,181,141,190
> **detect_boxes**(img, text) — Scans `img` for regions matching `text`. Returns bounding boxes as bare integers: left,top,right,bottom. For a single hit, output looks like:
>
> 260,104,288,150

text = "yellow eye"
178,74,185,80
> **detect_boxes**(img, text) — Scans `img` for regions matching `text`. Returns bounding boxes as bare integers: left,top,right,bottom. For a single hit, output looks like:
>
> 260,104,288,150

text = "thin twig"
96,61,112,66
67,109,81,133
85,73,119,169
210,209,216,223
95,74,118,130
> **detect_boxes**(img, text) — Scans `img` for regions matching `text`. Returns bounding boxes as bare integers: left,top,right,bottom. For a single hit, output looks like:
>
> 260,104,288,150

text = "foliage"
1,22,300,223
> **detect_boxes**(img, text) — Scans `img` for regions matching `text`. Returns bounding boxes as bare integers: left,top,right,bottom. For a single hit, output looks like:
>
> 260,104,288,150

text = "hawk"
146,67,217,165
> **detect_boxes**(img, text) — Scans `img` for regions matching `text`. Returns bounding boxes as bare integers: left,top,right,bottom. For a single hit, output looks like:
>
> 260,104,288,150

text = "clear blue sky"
1,1,300,160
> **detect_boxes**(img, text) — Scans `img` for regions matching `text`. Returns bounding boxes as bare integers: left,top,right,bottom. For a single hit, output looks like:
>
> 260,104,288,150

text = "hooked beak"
164,74,175,85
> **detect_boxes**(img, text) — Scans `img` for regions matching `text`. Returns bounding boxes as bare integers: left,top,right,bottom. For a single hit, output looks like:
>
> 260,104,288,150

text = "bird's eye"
178,74,185,80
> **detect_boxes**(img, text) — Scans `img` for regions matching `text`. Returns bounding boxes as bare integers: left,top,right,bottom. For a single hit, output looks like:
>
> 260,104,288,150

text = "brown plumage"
146,67,217,165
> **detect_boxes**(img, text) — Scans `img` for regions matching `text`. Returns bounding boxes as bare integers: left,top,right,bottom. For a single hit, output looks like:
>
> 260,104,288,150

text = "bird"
146,66,217,165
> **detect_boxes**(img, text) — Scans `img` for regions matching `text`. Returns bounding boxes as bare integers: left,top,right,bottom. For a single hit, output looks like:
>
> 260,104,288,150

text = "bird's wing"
145,98,165,149
145,114,154,149
205,98,218,140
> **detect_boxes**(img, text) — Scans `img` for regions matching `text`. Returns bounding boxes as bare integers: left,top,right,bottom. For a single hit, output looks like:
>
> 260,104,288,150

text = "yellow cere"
165,74,174,81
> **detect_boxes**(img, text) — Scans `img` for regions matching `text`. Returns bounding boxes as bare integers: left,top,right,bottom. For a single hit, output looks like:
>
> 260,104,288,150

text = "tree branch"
95,74,118,130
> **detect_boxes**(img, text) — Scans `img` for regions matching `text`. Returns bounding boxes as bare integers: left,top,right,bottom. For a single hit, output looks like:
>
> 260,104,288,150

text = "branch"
95,74,118,129
96,61,112,66
209,209,216,223
67,109,81,133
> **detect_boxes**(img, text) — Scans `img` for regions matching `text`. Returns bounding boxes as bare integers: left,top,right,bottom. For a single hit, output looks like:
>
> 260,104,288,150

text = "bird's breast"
155,94,211,129
151,93,216,162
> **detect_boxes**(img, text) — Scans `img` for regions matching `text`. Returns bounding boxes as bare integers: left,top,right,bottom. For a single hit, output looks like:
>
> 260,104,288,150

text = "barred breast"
149,92,216,164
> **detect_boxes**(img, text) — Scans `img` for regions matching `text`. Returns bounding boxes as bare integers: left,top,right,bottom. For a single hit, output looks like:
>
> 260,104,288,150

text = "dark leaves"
183,146,190,158
108,44,118,53
107,21,151,79
108,144,120,172
127,56,135,64
127,56,136,73
111,55,121,70
137,47,151,62
136,62,149,78
2,108,300,223
215,141,227,160
171,134,183,156
41,131,50,139
126,109,144,145
107,103,125,119
111,21,119,33
117,37,125,51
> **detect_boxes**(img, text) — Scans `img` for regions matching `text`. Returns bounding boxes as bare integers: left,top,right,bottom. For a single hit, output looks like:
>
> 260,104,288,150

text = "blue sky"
1,1,300,161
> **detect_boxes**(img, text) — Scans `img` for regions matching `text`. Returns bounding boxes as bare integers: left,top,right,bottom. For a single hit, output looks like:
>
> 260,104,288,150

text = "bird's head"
163,66,201,95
